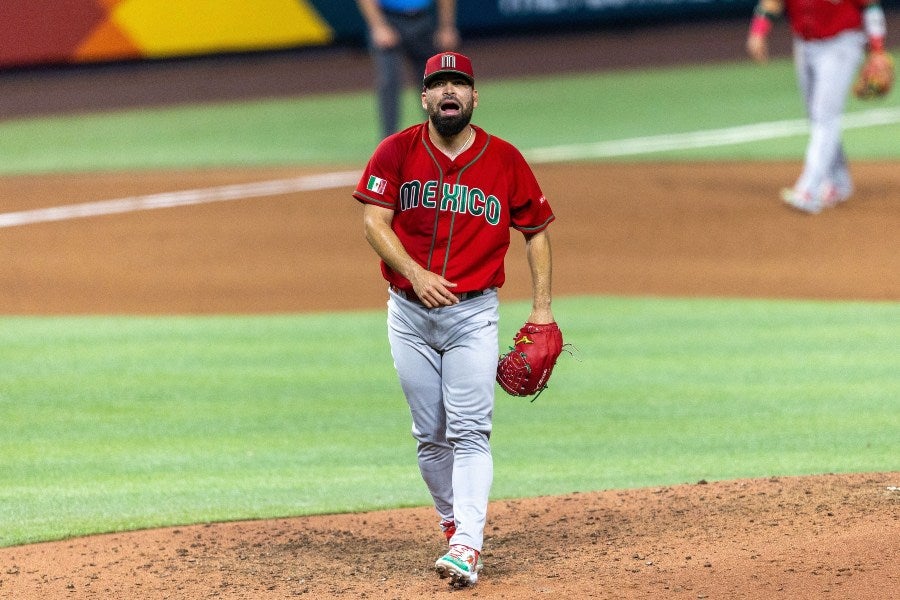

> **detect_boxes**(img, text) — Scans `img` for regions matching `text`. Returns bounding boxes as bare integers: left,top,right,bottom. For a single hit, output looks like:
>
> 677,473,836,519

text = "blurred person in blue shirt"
357,0,460,139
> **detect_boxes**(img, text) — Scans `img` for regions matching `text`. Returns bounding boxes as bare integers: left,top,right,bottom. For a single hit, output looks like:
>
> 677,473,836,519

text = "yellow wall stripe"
107,0,333,58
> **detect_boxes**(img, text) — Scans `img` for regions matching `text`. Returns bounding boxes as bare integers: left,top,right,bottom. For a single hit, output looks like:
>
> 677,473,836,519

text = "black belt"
390,284,485,304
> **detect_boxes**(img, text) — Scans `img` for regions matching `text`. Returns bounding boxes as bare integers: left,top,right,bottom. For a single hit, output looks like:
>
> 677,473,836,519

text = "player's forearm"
356,0,387,29
749,0,782,36
435,0,457,30
863,3,887,52
525,230,554,323
747,0,782,62
363,207,422,283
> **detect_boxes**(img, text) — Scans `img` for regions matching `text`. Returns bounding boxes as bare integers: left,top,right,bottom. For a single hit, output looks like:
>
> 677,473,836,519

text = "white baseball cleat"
435,544,481,587
780,188,823,214
819,182,852,208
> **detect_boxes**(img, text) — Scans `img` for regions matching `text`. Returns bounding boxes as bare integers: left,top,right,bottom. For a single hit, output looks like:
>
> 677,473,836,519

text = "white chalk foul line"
525,106,900,163
1,107,897,228
0,170,362,229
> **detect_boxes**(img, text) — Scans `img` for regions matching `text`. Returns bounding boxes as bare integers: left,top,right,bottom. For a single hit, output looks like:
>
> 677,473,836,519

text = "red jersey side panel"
353,123,555,293
785,0,868,40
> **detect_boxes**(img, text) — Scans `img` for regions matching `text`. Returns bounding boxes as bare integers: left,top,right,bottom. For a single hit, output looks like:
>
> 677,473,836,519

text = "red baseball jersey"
353,122,555,294
785,0,870,40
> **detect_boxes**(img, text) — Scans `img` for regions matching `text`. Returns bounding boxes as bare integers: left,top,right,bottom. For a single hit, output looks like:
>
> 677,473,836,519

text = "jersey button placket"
435,171,459,277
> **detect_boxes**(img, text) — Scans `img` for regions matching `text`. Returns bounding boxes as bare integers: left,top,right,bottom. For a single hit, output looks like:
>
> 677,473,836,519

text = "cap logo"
441,54,456,69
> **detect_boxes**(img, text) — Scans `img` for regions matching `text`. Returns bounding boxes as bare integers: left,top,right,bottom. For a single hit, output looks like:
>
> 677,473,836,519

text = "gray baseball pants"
386,286,499,551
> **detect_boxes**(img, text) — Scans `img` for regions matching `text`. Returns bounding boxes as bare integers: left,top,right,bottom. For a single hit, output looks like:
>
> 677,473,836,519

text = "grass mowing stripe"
1,296,897,546
1,59,898,175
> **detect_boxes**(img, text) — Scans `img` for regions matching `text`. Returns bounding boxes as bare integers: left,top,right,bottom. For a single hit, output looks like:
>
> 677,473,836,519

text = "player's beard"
429,103,473,138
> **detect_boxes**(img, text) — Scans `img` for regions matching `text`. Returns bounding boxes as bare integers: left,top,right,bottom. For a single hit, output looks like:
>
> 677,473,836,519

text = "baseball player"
746,0,889,214
353,51,556,587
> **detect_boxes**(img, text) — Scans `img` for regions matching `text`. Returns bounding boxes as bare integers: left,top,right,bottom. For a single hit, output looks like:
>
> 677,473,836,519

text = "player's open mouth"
440,99,461,115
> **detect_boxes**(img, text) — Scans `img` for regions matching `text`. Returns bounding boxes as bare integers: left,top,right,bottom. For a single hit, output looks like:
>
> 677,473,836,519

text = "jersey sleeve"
353,138,401,210
506,146,555,234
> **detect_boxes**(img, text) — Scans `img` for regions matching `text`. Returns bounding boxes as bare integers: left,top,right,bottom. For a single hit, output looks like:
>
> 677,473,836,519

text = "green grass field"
1,55,898,548
1,58,899,174
2,298,898,547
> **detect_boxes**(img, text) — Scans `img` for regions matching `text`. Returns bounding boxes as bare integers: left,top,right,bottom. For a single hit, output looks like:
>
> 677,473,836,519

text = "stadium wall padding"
3,0,897,69
0,0,334,68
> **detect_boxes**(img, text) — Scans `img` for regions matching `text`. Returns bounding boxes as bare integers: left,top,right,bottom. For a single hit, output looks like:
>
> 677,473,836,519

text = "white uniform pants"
793,30,866,198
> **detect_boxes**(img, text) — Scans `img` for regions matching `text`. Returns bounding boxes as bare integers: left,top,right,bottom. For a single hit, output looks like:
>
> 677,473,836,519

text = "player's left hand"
854,50,895,100
496,321,564,399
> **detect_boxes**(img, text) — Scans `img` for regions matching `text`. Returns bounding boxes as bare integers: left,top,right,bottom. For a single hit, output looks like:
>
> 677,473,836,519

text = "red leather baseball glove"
496,322,564,399
853,50,895,100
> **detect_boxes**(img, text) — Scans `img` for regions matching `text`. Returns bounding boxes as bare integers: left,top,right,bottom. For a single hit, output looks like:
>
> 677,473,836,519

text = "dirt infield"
0,161,898,315
1,16,899,600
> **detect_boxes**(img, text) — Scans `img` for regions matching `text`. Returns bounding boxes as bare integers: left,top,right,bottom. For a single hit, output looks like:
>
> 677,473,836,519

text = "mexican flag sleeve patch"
366,175,387,195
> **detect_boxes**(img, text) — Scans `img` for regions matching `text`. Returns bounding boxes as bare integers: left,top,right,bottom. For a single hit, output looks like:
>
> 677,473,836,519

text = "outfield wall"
0,0,334,68
3,0,897,69
316,0,758,41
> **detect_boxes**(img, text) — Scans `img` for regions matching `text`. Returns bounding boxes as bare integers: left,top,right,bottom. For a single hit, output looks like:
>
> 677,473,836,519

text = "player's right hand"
747,34,769,63
410,269,459,308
